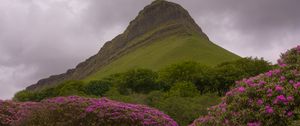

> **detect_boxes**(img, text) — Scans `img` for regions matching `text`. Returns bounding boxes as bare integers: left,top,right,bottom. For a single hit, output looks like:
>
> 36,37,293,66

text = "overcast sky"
0,0,299,99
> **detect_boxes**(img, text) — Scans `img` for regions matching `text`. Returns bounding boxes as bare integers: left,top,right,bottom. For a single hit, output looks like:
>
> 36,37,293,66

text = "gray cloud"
0,0,299,99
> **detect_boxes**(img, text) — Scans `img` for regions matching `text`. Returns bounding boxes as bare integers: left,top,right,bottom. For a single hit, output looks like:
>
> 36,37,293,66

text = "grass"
85,34,240,81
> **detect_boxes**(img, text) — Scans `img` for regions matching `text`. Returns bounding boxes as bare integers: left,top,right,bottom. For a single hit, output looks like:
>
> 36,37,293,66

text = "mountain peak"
26,0,214,90
123,0,208,41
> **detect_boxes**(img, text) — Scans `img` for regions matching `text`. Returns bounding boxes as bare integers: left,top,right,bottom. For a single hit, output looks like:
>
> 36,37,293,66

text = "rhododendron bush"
191,46,300,126
0,96,178,126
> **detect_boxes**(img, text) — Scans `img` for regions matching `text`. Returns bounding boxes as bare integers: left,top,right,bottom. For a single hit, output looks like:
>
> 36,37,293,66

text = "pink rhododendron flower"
247,121,261,126
257,99,263,105
280,76,286,80
267,88,272,93
265,106,274,114
287,111,293,117
276,95,286,102
287,96,294,102
238,87,246,92
293,82,300,89
275,85,283,92
258,81,266,86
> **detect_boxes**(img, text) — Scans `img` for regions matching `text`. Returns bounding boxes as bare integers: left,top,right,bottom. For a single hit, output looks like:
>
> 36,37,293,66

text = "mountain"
26,0,240,90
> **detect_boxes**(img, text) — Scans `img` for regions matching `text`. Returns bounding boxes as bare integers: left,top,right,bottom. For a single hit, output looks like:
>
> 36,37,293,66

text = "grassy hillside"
85,34,240,81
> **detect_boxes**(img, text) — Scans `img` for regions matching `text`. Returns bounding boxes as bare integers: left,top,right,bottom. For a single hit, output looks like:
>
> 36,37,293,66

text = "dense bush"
168,81,200,97
84,80,111,96
1,96,178,126
117,68,161,94
152,94,220,126
159,61,211,91
56,80,86,96
191,46,300,126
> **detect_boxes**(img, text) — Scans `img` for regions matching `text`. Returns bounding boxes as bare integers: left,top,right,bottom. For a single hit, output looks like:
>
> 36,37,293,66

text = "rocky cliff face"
26,0,208,90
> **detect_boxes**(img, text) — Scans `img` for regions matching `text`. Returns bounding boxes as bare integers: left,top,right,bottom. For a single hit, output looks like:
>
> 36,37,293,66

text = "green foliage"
117,68,161,94
14,90,39,102
84,80,111,96
149,93,220,126
158,61,214,94
159,61,208,85
56,80,86,96
168,81,199,97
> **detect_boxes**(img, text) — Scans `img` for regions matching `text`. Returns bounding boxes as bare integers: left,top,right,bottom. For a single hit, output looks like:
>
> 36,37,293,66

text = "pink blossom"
276,95,286,102
267,93,273,97
266,71,273,77
287,111,293,117
293,82,300,89
247,121,261,126
265,106,274,114
238,87,246,92
258,81,266,86
287,96,294,102
275,85,283,92
257,99,263,105
267,88,272,93
277,59,287,67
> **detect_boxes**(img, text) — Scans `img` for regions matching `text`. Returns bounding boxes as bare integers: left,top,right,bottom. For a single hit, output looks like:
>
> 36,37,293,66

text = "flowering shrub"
191,45,300,126
0,100,39,126
0,96,178,126
278,45,300,68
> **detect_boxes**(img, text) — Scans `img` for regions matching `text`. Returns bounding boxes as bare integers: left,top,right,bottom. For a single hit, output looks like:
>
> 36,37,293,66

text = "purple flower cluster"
0,100,38,126
190,45,300,126
0,96,178,126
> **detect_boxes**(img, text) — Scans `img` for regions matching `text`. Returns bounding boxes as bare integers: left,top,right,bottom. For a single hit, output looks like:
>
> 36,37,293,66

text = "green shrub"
118,68,161,94
14,90,38,102
54,80,86,96
159,61,210,89
153,94,220,126
84,80,111,96
168,81,199,97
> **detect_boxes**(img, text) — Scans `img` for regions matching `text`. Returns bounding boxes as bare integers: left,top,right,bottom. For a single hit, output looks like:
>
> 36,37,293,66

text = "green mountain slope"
26,0,240,90
86,34,239,80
